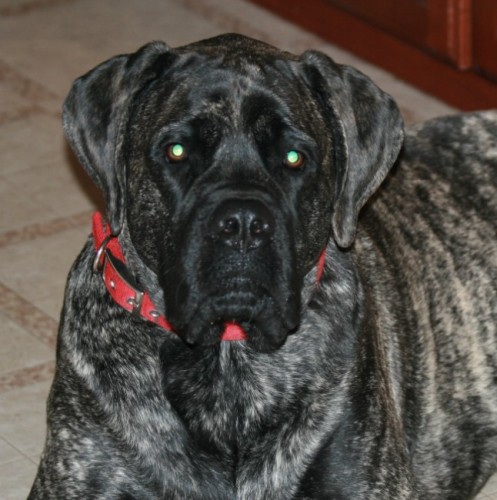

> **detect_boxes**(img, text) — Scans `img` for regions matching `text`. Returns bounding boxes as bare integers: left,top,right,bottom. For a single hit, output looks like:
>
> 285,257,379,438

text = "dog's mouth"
168,279,301,352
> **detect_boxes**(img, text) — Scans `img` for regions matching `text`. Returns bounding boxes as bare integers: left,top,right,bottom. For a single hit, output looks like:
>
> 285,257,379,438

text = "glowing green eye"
285,150,305,169
166,143,187,162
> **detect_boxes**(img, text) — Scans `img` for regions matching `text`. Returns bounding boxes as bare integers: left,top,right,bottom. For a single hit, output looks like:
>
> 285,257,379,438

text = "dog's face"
63,34,403,351
123,39,336,350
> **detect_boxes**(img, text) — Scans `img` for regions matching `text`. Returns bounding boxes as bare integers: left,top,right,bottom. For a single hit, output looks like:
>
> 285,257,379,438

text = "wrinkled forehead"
145,53,313,132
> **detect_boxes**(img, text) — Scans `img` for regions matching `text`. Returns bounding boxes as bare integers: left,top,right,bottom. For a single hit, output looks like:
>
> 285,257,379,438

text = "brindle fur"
29,34,497,499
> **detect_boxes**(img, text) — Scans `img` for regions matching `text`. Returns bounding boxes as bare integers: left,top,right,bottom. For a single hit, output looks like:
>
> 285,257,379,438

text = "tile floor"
0,0,494,498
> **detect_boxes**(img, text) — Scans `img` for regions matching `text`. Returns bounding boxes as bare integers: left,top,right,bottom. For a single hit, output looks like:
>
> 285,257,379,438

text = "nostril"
250,218,269,236
220,217,240,236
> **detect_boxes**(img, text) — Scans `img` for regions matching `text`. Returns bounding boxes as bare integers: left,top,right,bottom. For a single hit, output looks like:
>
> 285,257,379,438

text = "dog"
29,33,497,499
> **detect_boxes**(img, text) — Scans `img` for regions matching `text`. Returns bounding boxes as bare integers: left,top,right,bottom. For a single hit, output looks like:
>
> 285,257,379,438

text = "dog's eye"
166,143,188,163
284,150,305,169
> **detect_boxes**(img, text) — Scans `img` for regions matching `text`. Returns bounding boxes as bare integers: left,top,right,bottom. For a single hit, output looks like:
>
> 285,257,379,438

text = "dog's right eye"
165,143,188,163
284,150,305,169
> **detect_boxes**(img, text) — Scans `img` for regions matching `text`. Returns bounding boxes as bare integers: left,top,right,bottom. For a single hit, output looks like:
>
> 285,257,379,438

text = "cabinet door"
474,0,497,80
329,0,472,68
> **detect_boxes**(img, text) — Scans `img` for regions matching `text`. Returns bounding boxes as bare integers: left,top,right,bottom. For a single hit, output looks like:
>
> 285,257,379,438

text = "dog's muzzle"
162,191,303,351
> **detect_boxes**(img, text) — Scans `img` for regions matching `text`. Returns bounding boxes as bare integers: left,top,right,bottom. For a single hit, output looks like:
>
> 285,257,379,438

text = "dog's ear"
300,51,404,248
63,42,171,234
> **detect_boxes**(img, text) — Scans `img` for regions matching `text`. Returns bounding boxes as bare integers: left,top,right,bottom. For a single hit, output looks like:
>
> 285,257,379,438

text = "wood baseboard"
249,0,497,110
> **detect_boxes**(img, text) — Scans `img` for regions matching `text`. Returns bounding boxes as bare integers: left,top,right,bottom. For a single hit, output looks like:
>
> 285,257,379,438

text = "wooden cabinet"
249,0,497,110
474,0,497,80
327,0,472,68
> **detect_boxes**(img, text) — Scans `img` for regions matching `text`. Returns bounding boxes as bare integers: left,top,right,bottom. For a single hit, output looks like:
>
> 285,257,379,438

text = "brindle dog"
29,34,497,499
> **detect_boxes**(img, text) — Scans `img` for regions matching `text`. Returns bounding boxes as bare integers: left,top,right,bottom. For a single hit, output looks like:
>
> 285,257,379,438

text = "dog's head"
64,34,403,351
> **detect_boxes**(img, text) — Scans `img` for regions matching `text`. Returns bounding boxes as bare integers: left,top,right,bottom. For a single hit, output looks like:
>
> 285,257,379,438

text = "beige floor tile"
0,380,51,458
481,474,497,496
28,453,41,466
478,494,492,500
0,456,38,500
0,0,224,104
6,153,99,220
0,174,53,233
35,294,64,322
0,436,23,466
0,313,54,377
0,226,90,310
0,112,65,176
0,81,32,119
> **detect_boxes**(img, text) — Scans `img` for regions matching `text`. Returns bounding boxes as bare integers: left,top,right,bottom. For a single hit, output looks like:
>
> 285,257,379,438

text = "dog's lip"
175,286,298,347
181,316,290,351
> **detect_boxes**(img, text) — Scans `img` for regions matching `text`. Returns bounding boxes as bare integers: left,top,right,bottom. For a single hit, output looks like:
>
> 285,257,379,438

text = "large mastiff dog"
30,34,497,499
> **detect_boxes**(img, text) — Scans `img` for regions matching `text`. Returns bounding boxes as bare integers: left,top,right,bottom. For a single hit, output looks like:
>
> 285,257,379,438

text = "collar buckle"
93,234,113,273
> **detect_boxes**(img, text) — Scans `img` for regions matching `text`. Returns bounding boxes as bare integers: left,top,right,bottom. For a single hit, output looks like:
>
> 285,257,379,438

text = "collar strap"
92,212,175,331
92,212,326,342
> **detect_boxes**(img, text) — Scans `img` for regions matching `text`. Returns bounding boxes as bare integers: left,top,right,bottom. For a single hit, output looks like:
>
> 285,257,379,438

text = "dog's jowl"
29,34,497,499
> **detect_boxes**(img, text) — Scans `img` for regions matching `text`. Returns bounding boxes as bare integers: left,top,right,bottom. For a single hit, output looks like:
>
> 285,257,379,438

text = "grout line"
0,104,46,126
0,360,55,395
0,454,26,468
0,0,80,17
0,283,58,349
0,59,59,104
27,454,42,466
0,436,26,466
0,436,41,467
0,210,92,249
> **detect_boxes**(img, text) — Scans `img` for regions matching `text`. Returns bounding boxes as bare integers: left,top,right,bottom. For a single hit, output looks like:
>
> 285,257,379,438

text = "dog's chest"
158,340,346,498
161,343,284,453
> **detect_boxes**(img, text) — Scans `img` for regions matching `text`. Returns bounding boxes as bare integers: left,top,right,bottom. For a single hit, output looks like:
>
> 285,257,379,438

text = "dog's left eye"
166,143,188,163
284,150,305,169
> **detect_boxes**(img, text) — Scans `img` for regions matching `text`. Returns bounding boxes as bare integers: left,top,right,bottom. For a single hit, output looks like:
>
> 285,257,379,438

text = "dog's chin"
176,294,300,353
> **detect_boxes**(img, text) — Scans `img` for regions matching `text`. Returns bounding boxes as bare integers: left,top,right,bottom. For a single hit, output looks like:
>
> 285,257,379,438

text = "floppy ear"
63,42,171,234
300,51,404,248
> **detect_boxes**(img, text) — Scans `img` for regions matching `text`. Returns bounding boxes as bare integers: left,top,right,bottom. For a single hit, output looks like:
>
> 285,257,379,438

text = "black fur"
30,34,497,499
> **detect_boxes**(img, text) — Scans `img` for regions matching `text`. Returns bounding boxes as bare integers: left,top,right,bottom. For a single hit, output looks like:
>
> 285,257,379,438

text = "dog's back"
357,111,497,497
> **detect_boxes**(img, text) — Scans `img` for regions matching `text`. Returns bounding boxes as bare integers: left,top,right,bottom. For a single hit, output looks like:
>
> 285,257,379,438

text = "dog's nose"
208,199,275,251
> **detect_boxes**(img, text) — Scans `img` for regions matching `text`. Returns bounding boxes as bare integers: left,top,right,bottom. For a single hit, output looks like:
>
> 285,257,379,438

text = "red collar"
92,212,326,342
